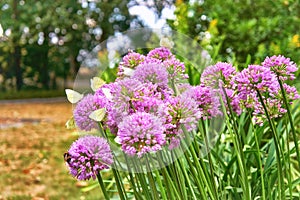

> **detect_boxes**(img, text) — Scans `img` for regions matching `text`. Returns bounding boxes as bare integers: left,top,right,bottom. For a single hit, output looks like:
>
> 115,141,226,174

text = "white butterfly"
65,116,76,129
0,24,7,41
102,88,113,101
89,108,106,122
0,24,3,37
160,37,174,49
65,89,84,104
122,67,135,77
90,77,106,92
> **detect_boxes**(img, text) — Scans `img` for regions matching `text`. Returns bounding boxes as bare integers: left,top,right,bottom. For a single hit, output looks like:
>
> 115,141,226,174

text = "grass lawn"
0,102,102,200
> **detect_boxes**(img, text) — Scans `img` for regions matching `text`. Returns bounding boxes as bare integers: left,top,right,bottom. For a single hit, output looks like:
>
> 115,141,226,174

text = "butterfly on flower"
64,152,71,164
0,24,8,42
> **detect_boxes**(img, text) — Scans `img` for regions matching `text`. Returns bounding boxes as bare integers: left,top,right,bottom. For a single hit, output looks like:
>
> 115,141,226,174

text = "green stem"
171,152,188,199
145,155,160,200
285,118,293,199
181,125,217,200
182,148,207,199
174,149,197,199
256,89,285,200
158,152,181,199
124,156,143,200
154,169,168,200
96,171,110,200
111,169,127,200
221,87,251,200
97,123,128,200
200,119,219,199
253,125,266,200
132,159,152,200
278,79,300,167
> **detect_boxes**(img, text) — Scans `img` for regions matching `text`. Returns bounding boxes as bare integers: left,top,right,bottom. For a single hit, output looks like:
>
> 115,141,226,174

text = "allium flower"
200,62,241,115
131,82,165,113
102,78,167,134
201,62,237,88
132,63,169,88
281,83,300,102
163,57,188,81
234,64,300,125
66,135,113,180
118,112,166,157
147,47,174,61
235,65,278,102
159,95,201,149
184,85,222,119
117,51,146,78
224,88,242,115
103,78,142,134
252,98,287,126
262,55,298,80
73,94,98,131
94,83,115,108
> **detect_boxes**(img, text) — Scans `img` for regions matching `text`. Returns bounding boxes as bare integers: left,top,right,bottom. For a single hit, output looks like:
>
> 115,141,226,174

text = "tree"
168,0,300,66
0,0,140,90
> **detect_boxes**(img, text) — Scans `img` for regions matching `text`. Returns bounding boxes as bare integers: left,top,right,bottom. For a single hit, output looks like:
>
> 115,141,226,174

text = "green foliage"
168,0,300,66
0,0,138,90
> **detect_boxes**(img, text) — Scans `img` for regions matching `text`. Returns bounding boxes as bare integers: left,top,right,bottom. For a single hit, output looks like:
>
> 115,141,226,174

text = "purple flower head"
118,112,166,157
132,63,169,88
262,55,298,81
235,65,278,101
159,95,201,149
117,51,146,78
147,47,174,61
131,82,166,113
104,78,143,134
66,135,113,180
252,98,287,126
142,56,162,65
184,85,222,119
282,83,300,102
163,57,189,81
201,62,237,88
73,94,98,131
224,88,242,115
104,78,167,134
94,83,115,108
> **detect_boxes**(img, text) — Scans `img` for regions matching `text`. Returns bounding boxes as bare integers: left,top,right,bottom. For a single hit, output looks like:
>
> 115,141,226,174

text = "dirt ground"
0,102,101,199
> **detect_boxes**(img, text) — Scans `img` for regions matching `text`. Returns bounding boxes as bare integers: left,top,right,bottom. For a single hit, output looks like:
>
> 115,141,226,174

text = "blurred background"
0,0,299,199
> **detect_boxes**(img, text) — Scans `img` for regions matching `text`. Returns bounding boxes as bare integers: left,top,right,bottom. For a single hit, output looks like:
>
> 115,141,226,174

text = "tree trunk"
14,45,23,90
12,0,23,91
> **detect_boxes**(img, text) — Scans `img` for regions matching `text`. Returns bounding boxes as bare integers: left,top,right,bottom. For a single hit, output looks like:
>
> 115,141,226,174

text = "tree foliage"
168,0,300,66
0,0,139,90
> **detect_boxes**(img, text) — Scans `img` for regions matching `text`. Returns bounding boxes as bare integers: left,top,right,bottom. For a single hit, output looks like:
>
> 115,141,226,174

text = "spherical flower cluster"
118,112,166,157
117,51,145,78
201,62,237,88
66,135,113,180
262,55,297,80
200,62,241,114
184,85,221,119
159,95,201,149
68,46,300,159
132,63,169,88
147,47,174,61
73,94,98,131
233,63,299,125
163,57,189,81
282,83,300,102
235,64,278,96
